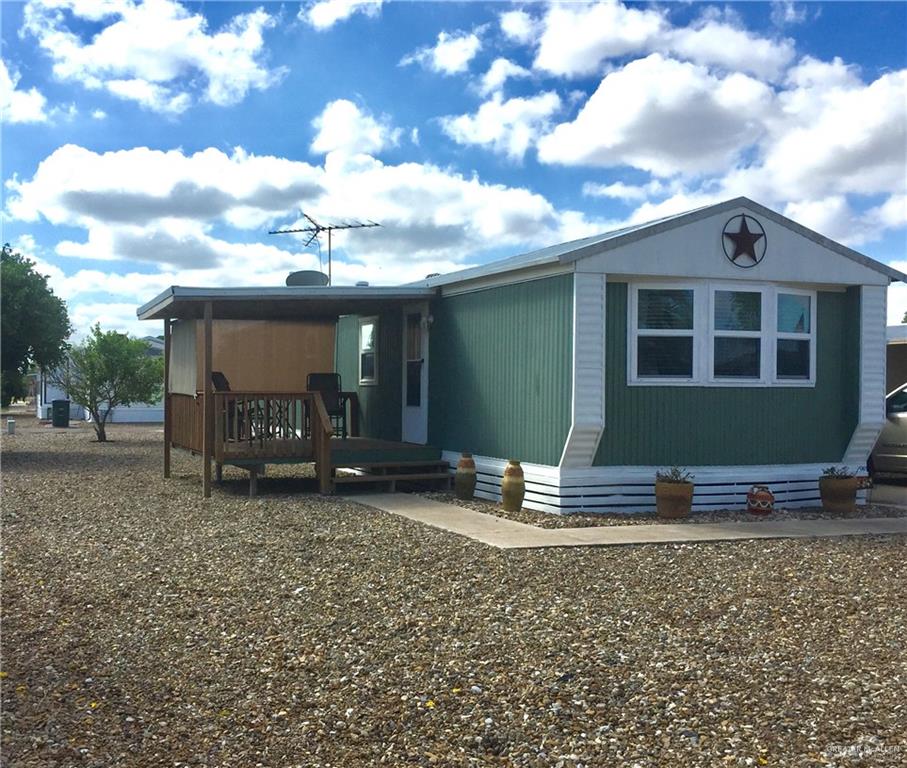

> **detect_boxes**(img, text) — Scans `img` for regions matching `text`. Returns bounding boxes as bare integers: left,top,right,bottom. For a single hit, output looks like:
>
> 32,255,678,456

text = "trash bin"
52,399,71,428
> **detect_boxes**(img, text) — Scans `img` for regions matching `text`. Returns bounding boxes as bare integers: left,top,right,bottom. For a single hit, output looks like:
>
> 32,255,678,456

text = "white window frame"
358,316,379,386
708,284,769,385
628,282,700,385
774,287,817,385
628,279,817,388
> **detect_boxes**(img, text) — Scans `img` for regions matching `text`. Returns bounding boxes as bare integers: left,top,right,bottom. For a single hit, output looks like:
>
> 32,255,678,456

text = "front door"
402,306,429,444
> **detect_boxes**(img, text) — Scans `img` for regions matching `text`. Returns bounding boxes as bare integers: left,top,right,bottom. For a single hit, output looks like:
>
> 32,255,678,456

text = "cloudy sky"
2,0,905,336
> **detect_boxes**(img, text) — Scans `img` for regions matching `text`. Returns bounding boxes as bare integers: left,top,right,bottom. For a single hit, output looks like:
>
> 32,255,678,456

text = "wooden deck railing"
171,393,203,453
169,390,341,493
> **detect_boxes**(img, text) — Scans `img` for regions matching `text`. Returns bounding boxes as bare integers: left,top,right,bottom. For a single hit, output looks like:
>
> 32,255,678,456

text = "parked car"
869,382,907,476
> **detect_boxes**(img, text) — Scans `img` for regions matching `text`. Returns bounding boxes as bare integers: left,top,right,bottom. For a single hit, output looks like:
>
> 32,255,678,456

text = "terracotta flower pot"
819,476,859,514
454,452,477,500
655,481,693,519
501,460,525,512
747,485,775,515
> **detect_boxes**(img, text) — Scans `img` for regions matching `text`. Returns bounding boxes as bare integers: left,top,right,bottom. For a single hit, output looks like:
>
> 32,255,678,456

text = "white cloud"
21,0,285,114
310,99,400,156
582,180,668,202
771,1,808,26
525,1,795,81
533,1,666,77
301,0,382,31
441,91,561,162
664,17,795,81
0,59,49,123
5,144,324,236
5,128,608,286
758,66,907,200
91,109,107,119
537,54,773,177
499,9,537,45
478,58,531,97
401,29,482,75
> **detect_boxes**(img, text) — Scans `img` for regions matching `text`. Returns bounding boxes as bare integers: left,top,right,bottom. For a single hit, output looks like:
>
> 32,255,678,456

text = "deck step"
333,459,449,470
334,471,451,485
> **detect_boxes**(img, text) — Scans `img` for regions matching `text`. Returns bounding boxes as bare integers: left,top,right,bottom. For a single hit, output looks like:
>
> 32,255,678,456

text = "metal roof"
137,285,436,321
411,197,906,288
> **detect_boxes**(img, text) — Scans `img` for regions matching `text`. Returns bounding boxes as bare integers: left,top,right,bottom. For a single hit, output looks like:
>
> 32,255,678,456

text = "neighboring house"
36,336,165,423
138,197,904,511
886,325,907,393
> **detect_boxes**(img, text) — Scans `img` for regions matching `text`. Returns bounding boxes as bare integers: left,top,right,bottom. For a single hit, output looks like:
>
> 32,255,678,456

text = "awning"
137,285,437,321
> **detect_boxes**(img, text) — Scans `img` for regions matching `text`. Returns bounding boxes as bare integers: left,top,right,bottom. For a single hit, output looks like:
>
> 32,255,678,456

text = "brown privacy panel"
195,320,335,392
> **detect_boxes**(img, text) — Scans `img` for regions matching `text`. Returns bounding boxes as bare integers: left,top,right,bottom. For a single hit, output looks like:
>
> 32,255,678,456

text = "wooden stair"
332,459,451,492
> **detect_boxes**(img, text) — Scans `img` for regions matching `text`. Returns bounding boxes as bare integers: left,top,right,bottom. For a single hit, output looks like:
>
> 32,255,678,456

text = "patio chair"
212,371,245,440
306,372,348,439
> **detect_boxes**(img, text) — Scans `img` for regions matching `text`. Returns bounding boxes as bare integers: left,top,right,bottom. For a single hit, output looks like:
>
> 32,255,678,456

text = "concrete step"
333,459,450,470
334,471,451,485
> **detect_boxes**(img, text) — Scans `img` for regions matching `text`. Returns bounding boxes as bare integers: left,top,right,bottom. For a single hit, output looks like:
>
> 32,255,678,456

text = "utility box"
51,399,71,428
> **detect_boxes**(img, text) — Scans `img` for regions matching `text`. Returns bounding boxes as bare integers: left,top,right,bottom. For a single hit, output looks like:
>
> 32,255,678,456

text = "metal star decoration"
722,215,766,267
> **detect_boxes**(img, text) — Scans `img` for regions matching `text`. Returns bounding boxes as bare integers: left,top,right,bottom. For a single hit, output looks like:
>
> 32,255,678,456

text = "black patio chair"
306,372,348,439
212,371,245,440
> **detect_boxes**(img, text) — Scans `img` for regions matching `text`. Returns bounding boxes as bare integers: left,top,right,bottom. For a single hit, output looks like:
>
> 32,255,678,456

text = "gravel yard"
3,415,906,767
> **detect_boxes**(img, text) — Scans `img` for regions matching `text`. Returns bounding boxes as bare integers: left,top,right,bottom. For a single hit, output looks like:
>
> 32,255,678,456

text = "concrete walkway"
347,492,907,550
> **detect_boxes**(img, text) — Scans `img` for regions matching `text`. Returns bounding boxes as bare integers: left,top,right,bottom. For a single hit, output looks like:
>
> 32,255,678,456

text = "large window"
629,282,816,386
359,317,378,385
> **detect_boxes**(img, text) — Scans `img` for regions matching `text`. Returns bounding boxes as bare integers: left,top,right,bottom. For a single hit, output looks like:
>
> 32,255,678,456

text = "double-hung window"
776,292,812,381
630,282,816,386
712,289,762,380
634,288,696,379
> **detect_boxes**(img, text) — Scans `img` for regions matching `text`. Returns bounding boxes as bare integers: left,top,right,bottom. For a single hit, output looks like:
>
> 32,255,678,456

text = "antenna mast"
269,214,380,285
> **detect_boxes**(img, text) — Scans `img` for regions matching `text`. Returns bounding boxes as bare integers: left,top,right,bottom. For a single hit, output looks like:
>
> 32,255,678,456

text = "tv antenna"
269,213,380,285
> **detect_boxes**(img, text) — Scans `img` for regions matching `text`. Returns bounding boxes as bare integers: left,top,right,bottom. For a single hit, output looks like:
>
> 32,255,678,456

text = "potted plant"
655,467,694,519
819,466,860,514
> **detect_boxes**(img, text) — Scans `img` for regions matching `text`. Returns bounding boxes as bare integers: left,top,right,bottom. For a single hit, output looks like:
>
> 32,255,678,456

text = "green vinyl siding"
428,275,573,466
336,311,403,441
594,282,860,466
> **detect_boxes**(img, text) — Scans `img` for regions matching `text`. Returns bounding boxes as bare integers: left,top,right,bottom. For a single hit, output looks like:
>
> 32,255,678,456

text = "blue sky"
2,0,905,336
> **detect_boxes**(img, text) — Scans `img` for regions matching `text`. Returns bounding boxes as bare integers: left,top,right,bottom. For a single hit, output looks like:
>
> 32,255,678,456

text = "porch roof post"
202,301,213,498
163,318,172,479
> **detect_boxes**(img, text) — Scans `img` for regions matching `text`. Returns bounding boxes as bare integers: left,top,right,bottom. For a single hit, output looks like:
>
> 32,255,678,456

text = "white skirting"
441,451,866,514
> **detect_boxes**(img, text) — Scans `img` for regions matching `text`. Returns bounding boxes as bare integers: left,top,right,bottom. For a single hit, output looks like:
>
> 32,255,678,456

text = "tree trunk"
91,408,108,442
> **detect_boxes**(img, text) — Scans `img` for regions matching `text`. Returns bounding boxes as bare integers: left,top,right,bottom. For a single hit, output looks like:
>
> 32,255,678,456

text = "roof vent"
286,270,329,287
355,281,369,287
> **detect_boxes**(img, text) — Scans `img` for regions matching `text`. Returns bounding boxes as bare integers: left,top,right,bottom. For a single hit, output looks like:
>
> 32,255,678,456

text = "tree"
902,310,907,324
53,325,163,442
1,244,71,406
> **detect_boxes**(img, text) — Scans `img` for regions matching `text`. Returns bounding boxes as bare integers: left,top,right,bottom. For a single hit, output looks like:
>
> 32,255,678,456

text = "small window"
359,317,378,384
636,288,694,378
713,290,762,379
776,294,812,380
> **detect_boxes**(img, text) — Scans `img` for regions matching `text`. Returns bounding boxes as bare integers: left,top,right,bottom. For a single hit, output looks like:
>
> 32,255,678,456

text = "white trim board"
559,272,606,468
843,285,887,466
441,451,851,515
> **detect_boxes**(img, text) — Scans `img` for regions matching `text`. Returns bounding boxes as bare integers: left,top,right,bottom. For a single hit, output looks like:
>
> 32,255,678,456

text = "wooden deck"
168,390,444,495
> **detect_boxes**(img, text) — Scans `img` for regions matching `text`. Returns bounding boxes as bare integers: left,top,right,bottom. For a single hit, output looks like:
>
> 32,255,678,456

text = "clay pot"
455,452,477,500
819,476,858,514
655,481,693,519
746,485,775,515
501,460,525,512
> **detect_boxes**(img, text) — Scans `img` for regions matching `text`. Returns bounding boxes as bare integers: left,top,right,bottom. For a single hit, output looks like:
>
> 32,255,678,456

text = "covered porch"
137,285,445,497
